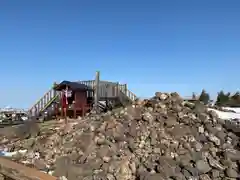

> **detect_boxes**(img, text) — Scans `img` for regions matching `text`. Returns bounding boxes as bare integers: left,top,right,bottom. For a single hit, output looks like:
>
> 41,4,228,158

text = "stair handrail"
28,88,57,114
116,85,137,102
125,89,137,101
29,89,50,109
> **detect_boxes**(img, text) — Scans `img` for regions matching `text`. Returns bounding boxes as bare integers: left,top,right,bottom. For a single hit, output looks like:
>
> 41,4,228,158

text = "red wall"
75,91,87,109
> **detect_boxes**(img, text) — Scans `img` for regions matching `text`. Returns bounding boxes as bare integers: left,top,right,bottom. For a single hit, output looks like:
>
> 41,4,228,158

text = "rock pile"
1,92,240,180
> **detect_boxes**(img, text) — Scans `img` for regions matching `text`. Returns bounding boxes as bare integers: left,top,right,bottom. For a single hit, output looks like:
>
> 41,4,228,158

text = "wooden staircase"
28,81,137,117
28,89,60,117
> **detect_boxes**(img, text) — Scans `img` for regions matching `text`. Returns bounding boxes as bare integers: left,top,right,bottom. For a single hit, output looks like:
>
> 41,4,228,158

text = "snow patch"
222,107,240,114
208,108,240,120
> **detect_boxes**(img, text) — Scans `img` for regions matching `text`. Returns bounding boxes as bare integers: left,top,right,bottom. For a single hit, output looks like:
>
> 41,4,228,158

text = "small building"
28,71,138,120
53,81,94,118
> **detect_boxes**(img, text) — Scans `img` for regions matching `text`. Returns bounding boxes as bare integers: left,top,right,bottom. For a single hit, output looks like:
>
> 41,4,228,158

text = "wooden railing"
122,88,137,102
117,87,137,105
78,80,137,101
28,89,59,117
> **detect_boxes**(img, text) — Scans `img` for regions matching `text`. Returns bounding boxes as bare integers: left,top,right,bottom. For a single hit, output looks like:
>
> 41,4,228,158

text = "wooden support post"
94,71,100,113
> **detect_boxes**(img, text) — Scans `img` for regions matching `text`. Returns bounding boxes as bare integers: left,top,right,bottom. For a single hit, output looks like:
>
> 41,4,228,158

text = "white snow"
0,149,27,157
222,107,240,113
208,108,240,120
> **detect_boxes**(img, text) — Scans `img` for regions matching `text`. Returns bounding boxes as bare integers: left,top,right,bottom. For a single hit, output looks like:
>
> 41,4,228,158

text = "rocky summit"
1,92,240,180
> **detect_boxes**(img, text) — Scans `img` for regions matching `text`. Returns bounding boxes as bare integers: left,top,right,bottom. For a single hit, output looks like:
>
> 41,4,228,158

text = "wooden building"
53,81,94,118
28,71,137,120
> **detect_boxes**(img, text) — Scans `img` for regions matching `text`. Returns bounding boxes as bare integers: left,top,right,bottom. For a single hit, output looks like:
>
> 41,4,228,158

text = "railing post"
44,95,46,107
40,99,43,112
105,84,109,98
116,82,119,97
94,71,100,113
53,82,57,98
124,84,127,96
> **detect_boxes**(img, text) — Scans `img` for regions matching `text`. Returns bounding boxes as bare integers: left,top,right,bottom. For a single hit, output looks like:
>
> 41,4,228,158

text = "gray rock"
194,102,206,114
156,157,179,178
53,156,71,177
34,159,47,170
215,131,226,143
225,168,238,178
172,173,187,180
211,170,220,178
207,156,225,171
2,92,240,180
22,138,35,149
165,115,178,128
196,160,212,174
224,149,240,161
182,169,191,179
199,174,211,180
0,174,4,180
184,166,199,176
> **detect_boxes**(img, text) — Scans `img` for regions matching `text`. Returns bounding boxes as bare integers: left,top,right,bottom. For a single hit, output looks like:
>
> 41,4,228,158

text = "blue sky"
0,0,239,108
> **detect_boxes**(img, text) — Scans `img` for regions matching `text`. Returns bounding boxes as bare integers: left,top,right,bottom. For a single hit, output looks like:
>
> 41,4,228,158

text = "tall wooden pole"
94,71,100,113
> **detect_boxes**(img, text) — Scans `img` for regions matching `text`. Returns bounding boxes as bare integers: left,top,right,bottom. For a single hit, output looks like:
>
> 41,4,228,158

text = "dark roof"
54,81,93,91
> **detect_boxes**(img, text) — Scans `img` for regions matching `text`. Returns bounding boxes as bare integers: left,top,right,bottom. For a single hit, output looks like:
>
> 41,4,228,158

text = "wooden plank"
0,157,57,180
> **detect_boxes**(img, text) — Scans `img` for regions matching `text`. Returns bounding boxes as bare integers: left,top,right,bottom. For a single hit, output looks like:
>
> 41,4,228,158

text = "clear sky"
0,0,239,108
